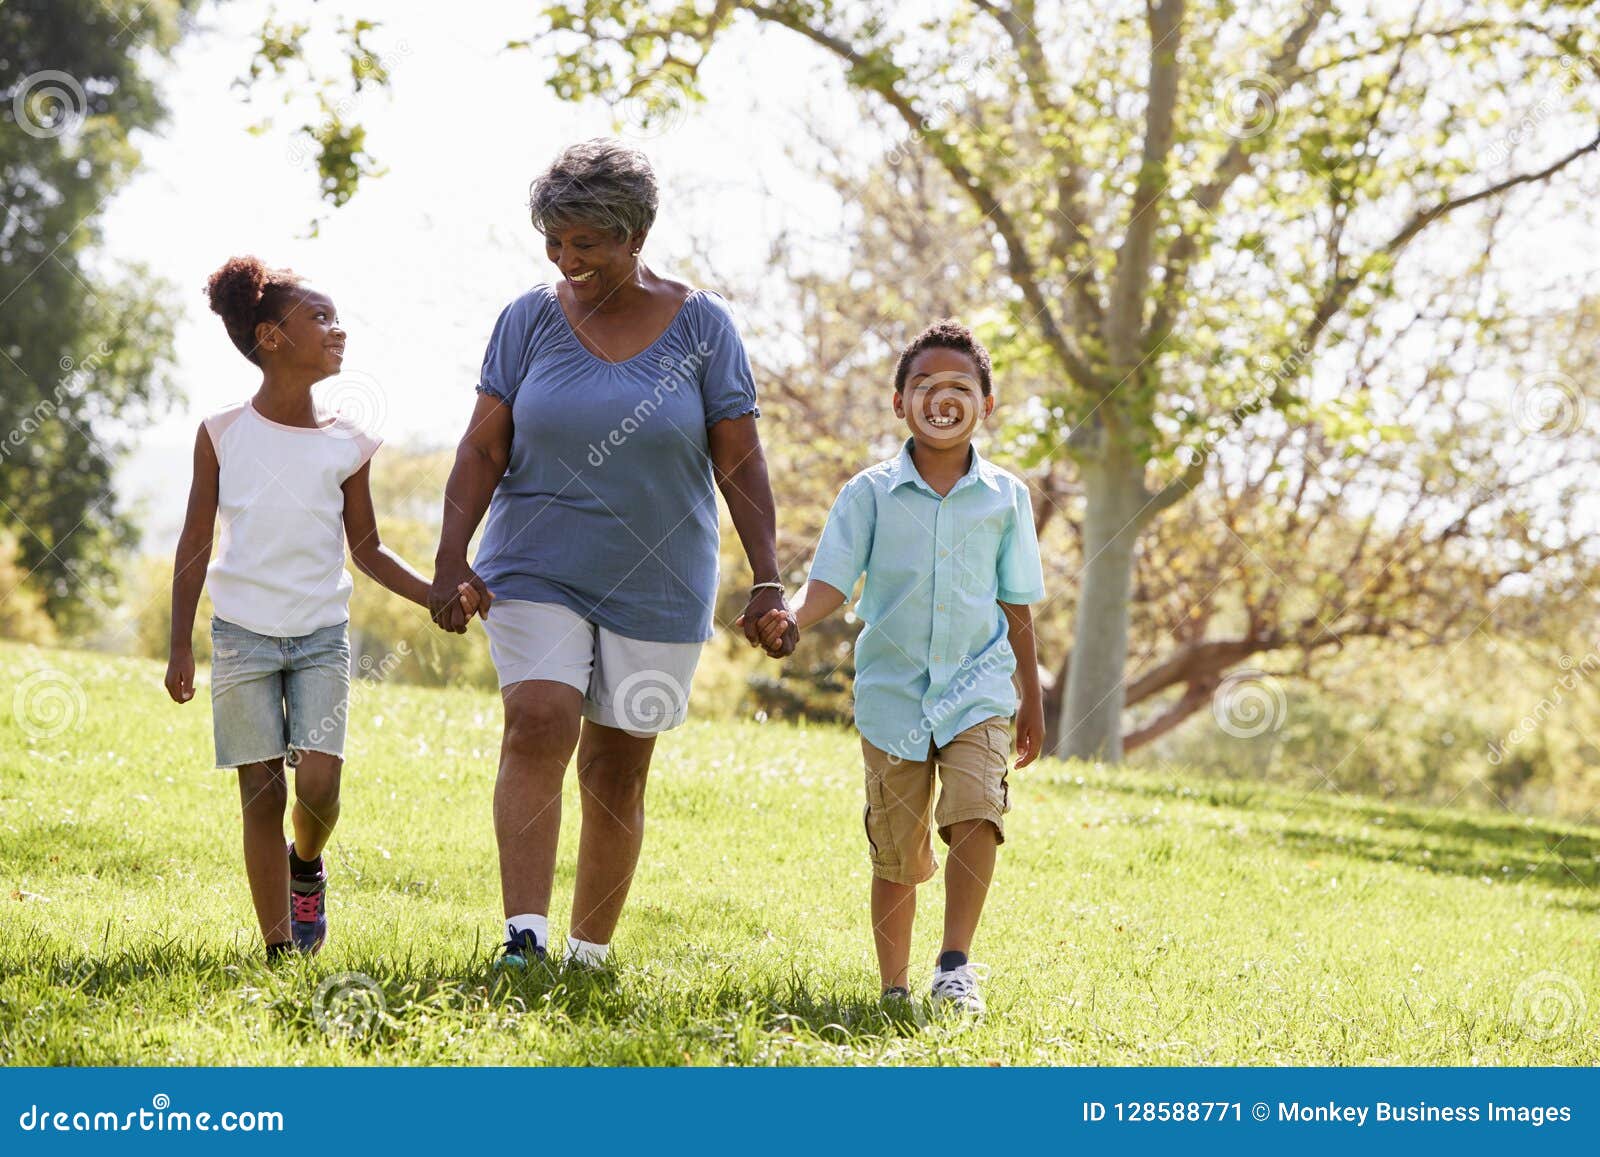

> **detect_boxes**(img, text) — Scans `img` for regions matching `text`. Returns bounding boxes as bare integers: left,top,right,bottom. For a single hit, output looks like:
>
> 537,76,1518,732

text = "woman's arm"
166,423,218,703
1000,600,1044,768
707,414,796,657
342,460,434,608
430,392,512,632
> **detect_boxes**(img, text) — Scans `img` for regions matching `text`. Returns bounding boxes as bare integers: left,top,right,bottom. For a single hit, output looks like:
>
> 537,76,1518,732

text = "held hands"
166,581,486,705
455,581,486,618
736,585,797,658
750,607,798,652
428,560,493,634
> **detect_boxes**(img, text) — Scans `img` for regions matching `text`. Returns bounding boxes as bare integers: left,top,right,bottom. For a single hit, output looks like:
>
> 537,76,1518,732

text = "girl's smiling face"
256,288,345,379
545,223,644,306
894,346,995,448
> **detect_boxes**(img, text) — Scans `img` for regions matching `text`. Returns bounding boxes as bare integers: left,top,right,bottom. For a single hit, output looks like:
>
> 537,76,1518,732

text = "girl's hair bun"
204,256,303,364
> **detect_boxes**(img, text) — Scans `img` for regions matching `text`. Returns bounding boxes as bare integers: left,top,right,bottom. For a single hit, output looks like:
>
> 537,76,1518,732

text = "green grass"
1,639,1597,1065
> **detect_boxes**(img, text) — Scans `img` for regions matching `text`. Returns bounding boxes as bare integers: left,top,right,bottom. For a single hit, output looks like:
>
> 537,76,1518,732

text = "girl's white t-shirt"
203,400,382,638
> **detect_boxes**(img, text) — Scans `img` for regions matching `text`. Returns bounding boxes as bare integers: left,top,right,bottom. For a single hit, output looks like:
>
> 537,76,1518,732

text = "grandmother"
429,139,796,967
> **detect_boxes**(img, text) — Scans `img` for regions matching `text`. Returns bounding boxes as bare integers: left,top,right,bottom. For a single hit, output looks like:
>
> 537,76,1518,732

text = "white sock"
566,935,610,967
506,913,548,948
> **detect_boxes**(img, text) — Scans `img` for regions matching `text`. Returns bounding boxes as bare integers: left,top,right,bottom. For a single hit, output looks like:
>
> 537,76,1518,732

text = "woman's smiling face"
544,223,641,304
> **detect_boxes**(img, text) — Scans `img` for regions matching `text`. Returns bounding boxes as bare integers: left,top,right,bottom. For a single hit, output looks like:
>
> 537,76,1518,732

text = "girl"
165,255,484,962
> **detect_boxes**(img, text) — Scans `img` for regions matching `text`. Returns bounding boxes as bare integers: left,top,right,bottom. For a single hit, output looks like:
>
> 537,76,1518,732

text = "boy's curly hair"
893,319,993,397
205,256,305,364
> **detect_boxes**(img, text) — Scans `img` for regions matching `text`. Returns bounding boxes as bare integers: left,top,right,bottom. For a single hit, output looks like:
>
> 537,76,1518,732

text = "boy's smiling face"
894,346,995,450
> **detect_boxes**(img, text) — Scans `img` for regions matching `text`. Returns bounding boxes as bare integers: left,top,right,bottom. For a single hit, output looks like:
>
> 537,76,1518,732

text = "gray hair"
528,138,659,240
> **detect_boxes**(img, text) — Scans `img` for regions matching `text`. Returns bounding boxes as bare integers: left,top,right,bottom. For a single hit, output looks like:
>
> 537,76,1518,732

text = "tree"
696,114,1600,757
0,0,200,628
530,0,1600,760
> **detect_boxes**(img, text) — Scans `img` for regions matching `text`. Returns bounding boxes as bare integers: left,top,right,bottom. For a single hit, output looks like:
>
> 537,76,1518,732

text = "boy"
754,319,1045,1013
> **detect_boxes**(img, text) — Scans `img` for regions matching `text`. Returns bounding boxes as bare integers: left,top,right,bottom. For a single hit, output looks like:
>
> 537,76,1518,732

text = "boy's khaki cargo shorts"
859,716,1012,885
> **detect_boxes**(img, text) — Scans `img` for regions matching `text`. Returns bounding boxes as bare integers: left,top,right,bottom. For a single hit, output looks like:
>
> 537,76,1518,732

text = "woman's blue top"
472,283,760,642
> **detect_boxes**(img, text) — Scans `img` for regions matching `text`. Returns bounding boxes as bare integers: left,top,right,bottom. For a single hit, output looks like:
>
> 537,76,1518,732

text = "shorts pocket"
985,722,1012,813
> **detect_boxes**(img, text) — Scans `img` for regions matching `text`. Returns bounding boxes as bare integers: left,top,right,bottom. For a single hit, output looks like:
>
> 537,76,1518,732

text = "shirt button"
939,549,948,556
937,604,945,611
933,654,941,661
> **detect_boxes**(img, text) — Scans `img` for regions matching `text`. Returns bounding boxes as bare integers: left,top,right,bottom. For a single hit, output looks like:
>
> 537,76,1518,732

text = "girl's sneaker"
288,843,328,955
930,962,989,1015
496,928,547,969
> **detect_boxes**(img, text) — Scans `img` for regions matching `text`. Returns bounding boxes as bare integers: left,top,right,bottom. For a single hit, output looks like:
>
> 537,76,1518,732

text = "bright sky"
108,0,865,544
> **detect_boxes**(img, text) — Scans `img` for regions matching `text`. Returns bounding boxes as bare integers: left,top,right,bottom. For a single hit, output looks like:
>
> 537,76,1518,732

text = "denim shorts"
209,617,351,769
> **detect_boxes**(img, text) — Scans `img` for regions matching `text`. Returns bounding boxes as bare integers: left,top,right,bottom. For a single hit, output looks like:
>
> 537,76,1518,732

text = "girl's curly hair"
205,256,304,364
893,319,993,396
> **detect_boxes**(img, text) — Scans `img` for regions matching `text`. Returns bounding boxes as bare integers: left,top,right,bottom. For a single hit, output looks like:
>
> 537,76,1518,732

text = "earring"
631,248,641,255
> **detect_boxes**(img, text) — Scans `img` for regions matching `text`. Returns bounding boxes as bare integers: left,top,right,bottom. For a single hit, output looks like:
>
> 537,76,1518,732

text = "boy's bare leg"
941,819,998,957
871,877,917,991
238,759,290,944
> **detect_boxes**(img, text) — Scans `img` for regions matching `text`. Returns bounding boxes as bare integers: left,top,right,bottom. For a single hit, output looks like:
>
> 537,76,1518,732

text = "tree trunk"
1056,447,1147,761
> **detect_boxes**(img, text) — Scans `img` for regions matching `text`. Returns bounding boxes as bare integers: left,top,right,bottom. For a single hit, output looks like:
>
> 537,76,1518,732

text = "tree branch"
1107,0,1184,369
1145,0,1333,354
747,2,1103,393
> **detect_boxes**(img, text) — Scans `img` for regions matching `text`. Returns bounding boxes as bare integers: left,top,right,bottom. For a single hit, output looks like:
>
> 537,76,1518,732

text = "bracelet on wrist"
749,581,785,596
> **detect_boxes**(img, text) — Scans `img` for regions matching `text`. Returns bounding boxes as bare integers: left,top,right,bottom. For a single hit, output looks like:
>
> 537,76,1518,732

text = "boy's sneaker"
930,961,989,1015
496,928,548,969
287,843,328,956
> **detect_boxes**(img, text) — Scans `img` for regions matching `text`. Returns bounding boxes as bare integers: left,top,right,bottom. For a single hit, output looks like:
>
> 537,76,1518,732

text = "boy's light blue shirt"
809,437,1046,760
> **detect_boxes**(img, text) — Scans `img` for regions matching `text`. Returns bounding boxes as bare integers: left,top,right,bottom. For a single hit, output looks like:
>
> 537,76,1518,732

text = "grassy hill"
1,640,1596,1065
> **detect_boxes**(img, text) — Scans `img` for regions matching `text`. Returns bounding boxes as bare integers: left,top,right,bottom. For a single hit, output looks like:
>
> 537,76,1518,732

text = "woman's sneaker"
930,961,989,1015
288,843,328,955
